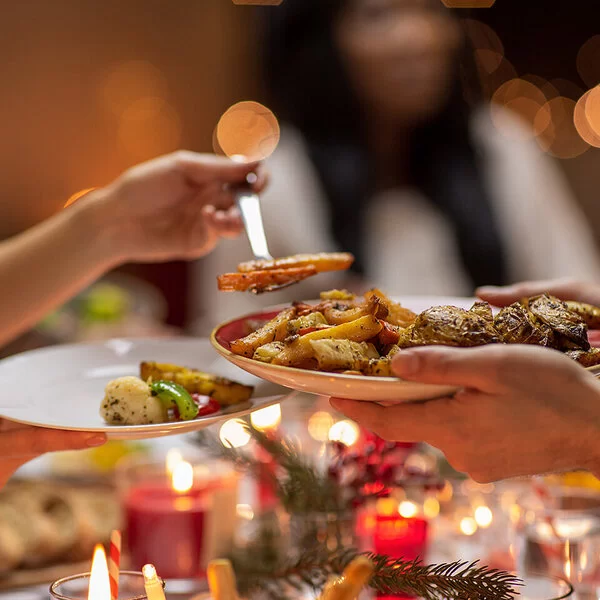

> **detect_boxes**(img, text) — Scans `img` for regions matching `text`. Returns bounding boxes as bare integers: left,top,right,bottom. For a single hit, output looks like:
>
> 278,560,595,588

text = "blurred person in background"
192,0,600,333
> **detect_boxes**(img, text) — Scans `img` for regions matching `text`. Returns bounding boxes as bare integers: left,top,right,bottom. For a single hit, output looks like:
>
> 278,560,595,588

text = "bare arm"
0,151,265,347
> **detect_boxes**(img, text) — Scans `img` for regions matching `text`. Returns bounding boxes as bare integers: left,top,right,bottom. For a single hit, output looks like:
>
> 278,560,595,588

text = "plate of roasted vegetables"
0,338,291,439
211,289,600,403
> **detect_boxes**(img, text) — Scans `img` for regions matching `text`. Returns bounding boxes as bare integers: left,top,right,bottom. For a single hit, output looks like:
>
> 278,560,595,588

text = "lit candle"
88,545,111,600
143,564,166,600
125,458,208,579
372,498,429,561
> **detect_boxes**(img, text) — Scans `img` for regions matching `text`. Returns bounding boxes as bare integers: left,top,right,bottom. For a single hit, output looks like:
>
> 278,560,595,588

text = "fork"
234,180,299,293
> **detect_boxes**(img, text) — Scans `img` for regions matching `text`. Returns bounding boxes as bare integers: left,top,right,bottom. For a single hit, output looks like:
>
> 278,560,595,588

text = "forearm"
0,189,122,347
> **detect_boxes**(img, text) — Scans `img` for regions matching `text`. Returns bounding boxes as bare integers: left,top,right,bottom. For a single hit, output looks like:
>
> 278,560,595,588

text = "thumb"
391,346,509,392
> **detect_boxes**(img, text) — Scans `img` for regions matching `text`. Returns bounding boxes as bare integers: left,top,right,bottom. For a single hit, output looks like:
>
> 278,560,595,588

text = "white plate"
0,338,293,440
212,296,476,404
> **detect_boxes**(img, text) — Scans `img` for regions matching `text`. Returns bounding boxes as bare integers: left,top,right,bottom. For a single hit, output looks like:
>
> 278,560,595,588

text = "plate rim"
0,336,292,435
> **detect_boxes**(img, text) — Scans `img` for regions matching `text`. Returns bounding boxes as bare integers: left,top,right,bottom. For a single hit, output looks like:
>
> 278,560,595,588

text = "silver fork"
235,184,273,262
234,182,299,294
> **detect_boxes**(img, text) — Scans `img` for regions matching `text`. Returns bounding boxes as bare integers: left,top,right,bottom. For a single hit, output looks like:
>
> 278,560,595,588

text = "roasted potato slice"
287,312,328,335
273,314,383,367
309,339,378,371
237,252,354,274
566,348,600,367
323,296,388,325
364,288,416,327
218,266,317,293
320,289,356,301
140,362,253,406
230,307,296,358
253,342,285,363
565,301,600,329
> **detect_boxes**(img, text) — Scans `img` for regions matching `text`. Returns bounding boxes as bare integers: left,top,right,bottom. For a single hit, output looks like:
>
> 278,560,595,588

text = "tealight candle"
50,545,148,600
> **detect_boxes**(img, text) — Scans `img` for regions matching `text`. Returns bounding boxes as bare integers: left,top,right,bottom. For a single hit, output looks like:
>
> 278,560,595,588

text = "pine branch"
195,426,344,513
230,542,521,600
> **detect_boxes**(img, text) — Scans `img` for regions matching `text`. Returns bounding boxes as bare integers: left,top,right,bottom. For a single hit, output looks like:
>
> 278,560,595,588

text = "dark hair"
261,0,507,288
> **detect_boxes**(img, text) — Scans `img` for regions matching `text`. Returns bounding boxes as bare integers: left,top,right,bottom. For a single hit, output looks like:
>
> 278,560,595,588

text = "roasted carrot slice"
217,266,317,293
237,252,354,274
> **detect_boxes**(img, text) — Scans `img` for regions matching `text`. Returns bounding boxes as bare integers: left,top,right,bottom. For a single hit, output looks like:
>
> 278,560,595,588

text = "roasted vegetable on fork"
218,252,355,293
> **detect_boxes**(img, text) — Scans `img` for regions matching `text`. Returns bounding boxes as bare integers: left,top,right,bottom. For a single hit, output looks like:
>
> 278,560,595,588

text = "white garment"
190,106,600,334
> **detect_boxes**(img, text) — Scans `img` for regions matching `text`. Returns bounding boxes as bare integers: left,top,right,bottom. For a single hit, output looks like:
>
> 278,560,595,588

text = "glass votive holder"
516,574,574,600
115,449,239,582
512,487,600,598
49,571,150,599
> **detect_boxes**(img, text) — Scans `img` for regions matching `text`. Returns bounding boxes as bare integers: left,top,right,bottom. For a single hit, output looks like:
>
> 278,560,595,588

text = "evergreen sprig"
228,538,521,600
196,424,344,513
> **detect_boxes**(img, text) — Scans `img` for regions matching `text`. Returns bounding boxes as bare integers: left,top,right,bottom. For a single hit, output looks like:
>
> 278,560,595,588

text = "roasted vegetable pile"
228,289,600,375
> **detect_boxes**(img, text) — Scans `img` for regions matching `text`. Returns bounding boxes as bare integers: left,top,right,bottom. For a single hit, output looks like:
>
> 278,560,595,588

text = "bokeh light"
101,60,168,116
165,448,183,476
491,78,548,140
459,516,478,536
398,501,418,519
475,56,518,102
219,419,251,448
216,101,280,162
328,420,360,447
547,78,584,102
423,497,441,519
574,87,600,148
521,75,559,102
118,97,182,161
250,404,282,431
577,35,600,89
308,411,335,442
584,85,600,137
474,505,493,528
534,97,590,159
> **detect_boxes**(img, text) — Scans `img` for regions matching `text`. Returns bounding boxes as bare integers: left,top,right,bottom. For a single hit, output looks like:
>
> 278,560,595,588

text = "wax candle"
371,499,429,600
125,461,208,580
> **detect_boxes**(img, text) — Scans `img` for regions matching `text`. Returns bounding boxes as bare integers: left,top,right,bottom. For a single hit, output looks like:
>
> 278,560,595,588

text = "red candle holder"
116,451,238,583
364,497,430,600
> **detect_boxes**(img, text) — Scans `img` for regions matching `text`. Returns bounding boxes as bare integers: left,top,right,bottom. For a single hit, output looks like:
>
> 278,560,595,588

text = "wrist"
71,185,130,268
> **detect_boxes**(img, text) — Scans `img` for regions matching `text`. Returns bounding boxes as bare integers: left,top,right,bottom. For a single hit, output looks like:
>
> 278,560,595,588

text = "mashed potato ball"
100,376,167,425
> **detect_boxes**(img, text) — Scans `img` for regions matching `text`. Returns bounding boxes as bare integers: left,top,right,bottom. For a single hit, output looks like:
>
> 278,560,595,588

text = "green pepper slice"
150,380,199,421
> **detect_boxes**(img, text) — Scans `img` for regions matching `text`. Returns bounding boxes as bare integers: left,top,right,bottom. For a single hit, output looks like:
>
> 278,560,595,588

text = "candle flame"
171,460,194,493
143,563,158,583
88,544,111,600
